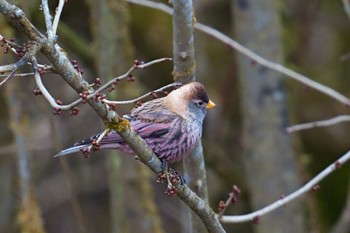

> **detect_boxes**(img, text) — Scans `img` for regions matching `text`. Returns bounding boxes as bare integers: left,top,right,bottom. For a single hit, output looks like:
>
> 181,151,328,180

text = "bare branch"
286,115,350,133
0,68,16,86
220,150,350,223
52,0,65,35
102,82,181,105
32,57,173,111
127,0,350,106
0,72,32,78
0,50,34,86
41,0,55,41
95,57,172,93
31,57,62,108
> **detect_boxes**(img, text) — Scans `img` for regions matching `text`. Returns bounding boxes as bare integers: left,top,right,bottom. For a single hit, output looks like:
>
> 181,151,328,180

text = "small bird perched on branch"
54,82,216,164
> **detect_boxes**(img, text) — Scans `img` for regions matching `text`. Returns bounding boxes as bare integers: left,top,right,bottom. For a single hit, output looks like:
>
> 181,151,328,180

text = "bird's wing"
130,98,180,123
98,119,171,145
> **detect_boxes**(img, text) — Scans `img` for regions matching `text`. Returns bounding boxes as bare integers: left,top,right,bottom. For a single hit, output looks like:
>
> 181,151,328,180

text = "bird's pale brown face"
165,82,215,119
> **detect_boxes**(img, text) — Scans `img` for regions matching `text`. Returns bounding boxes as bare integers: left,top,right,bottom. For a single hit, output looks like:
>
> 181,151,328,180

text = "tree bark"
232,0,305,232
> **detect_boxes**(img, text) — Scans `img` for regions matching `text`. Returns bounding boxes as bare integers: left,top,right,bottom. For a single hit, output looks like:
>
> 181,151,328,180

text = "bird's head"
165,82,216,121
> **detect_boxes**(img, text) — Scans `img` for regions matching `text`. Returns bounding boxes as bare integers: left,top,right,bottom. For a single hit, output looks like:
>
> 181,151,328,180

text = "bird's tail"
54,145,88,158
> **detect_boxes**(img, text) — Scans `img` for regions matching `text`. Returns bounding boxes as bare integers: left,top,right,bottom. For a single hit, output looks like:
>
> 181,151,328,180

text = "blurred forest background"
1,0,350,232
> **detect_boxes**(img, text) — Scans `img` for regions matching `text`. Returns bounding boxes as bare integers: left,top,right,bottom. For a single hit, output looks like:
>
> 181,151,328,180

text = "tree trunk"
232,0,305,232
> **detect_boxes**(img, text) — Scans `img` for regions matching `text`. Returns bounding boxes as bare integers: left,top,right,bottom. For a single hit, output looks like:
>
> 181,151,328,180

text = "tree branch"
220,150,350,223
286,115,350,133
52,0,65,35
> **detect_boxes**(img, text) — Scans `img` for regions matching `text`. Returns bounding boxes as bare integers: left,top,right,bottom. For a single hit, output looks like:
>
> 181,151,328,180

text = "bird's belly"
151,127,202,163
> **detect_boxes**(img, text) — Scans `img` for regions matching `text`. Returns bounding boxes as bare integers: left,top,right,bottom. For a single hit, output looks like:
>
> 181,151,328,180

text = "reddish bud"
151,92,158,99
233,185,241,196
80,148,90,158
108,86,114,92
171,175,180,184
92,140,100,151
70,107,79,116
94,77,101,87
134,59,144,66
135,100,143,107
55,99,63,105
335,161,342,169
165,186,177,197
127,74,135,82
156,172,167,184
79,91,89,103
108,103,117,111
312,184,320,191
38,67,46,76
53,108,62,115
33,87,42,95
218,200,226,211
252,216,260,224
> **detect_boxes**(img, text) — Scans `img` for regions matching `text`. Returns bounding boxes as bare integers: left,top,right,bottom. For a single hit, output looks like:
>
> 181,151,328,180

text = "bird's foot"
156,159,184,197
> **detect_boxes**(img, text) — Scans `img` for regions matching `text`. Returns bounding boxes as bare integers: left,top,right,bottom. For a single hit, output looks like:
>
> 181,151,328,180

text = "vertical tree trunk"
232,0,305,232
172,1,208,232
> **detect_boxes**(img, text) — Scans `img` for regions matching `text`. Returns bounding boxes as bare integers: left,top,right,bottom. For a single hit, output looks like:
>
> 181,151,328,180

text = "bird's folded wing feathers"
131,98,179,123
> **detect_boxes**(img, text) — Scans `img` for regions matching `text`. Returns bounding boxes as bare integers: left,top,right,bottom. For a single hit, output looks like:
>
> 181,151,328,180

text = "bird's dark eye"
197,101,204,107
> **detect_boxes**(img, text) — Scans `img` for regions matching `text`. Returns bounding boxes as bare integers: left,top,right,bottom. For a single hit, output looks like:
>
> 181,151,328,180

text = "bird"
54,82,216,164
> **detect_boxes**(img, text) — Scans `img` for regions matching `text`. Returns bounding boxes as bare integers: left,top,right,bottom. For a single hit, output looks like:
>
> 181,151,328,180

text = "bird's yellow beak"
206,100,216,109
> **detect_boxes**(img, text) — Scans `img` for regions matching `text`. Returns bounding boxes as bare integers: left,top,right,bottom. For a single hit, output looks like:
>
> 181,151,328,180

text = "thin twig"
85,128,110,153
127,0,350,106
0,69,17,86
0,73,33,78
32,57,62,108
217,193,234,219
286,115,350,133
32,57,172,110
95,57,172,93
52,0,65,35
0,33,23,55
0,52,32,86
0,65,55,79
220,149,350,223
41,0,55,41
102,82,181,105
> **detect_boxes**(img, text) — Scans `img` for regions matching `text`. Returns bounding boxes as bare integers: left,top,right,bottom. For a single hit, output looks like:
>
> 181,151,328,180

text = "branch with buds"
31,57,173,114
